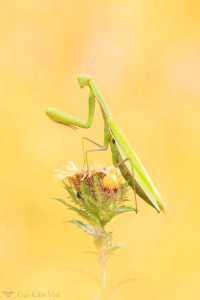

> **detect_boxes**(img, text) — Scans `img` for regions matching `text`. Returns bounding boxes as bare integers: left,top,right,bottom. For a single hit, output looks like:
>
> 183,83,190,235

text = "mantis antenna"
70,48,82,73
86,48,102,72
70,48,101,73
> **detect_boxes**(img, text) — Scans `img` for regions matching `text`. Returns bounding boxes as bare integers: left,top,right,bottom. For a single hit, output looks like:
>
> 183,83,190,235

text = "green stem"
94,226,109,300
99,246,106,295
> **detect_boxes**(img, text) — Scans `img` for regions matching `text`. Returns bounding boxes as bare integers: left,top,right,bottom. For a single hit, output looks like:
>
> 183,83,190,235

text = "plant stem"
99,246,106,294
94,226,109,300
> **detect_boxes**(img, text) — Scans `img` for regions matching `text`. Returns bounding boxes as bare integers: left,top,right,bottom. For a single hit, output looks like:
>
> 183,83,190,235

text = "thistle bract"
53,162,137,298
55,163,136,228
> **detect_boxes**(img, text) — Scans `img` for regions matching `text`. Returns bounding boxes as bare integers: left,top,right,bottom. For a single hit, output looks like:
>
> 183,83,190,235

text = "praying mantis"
46,74,165,213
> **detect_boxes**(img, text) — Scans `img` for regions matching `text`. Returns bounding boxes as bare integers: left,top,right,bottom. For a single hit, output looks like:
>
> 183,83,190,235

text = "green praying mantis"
46,74,166,213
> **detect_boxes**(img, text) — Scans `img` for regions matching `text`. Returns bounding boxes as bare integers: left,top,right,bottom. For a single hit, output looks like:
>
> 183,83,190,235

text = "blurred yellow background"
0,1,200,299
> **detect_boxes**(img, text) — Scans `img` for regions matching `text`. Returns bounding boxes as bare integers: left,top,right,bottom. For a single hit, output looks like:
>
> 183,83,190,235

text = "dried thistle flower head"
55,162,136,228
53,161,136,292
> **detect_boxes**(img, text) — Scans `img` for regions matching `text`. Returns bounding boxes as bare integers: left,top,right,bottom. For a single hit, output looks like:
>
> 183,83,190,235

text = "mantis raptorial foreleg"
46,92,95,129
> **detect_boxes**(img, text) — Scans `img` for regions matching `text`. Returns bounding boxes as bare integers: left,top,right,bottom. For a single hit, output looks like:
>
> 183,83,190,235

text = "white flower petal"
54,173,67,180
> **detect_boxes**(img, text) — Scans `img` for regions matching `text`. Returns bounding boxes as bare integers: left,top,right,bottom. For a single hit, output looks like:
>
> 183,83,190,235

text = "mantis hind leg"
115,158,138,213
82,137,108,170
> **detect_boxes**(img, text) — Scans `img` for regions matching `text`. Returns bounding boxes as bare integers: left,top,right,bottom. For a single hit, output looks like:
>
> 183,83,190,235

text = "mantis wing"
110,137,159,211
108,118,166,213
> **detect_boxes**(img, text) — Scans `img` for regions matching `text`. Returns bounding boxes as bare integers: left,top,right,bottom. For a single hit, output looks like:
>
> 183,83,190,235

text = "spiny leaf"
108,277,137,297
52,197,72,208
92,175,103,204
115,206,136,215
79,182,97,208
105,244,122,260
62,181,83,207
53,197,91,221
66,220,95,236
85,212,101,227
62,180,75,198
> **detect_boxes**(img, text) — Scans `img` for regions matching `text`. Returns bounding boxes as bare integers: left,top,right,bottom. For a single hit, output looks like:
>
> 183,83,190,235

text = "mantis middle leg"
82,122,111,169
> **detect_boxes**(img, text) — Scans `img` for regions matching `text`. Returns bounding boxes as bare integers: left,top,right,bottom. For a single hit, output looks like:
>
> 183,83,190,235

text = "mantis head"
77,74,92,88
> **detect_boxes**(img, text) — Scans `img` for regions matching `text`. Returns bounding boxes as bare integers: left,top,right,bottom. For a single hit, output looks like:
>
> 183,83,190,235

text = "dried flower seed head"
55,161,108,181
54,161,134,227
68,171,86,189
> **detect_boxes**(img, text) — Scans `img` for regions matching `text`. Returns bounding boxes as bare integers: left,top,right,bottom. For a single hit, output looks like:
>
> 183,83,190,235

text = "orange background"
0,1,200,299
